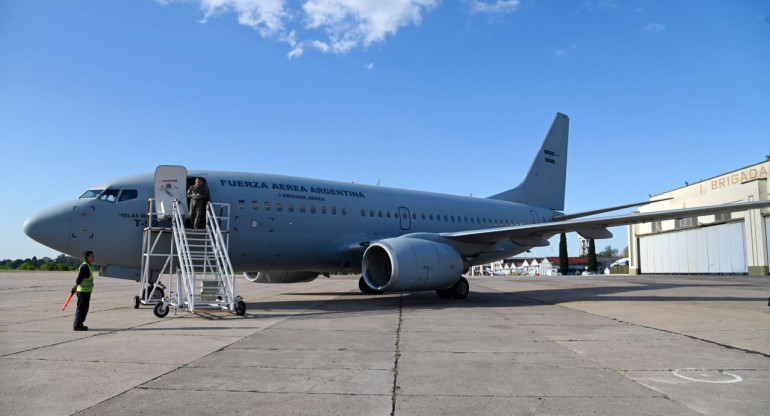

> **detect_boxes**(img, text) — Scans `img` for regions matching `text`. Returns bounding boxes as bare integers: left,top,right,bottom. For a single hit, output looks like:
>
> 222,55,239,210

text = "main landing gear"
358,276,383,295
357,276,470,299
436,277,469,299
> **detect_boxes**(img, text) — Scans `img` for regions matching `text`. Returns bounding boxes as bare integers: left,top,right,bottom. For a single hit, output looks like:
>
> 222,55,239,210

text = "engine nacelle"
243,271,320,283
362,238,463,292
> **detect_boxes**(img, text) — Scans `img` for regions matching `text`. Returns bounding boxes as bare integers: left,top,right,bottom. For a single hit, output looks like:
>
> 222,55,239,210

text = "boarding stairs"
137,199,246,317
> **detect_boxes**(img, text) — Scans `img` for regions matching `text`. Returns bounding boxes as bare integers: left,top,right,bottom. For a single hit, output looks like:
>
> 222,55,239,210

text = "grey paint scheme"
23,113,770,288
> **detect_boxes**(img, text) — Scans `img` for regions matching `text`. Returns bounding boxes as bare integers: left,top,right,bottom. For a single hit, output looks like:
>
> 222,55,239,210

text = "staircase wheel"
235,300,246,316
153,302,169,318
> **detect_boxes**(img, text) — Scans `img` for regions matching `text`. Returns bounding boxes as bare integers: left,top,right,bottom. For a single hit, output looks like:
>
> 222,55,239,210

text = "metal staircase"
137,198,246,317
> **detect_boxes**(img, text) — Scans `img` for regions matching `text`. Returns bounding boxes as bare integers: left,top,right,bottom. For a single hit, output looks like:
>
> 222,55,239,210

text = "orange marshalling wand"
62,292,74,311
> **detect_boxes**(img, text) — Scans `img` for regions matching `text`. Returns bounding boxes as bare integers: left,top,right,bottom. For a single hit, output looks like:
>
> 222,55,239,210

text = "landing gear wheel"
235,300,246,316
144,285,165,302
449,277,469,299
435,289,451,298
153,302,169,318
359,276,383,295
133,296,140,309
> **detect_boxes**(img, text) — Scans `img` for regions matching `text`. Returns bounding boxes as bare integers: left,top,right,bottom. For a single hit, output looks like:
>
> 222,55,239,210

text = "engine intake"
362,238,463,292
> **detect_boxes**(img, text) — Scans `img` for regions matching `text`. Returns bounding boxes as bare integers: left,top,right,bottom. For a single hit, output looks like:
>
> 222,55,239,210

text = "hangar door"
766,216,770,268
639,222,746,274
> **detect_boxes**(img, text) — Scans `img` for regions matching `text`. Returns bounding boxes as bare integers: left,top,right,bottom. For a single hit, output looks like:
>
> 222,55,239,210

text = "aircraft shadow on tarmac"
124,280,767,323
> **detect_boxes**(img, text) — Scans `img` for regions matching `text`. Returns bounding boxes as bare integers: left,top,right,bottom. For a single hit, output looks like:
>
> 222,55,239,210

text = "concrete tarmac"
1,271,769,415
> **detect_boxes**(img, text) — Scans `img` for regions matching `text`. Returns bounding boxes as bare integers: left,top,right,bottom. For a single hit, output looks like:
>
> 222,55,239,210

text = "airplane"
484,267,509,276
23,113,770,300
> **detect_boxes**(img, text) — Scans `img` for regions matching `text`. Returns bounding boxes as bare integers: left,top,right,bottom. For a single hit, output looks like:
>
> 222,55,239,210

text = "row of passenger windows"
238,200,521,226
238,200,348,215
361,208,520,226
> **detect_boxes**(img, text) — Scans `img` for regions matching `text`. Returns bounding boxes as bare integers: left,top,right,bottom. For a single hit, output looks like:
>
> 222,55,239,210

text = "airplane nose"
23,202,72,254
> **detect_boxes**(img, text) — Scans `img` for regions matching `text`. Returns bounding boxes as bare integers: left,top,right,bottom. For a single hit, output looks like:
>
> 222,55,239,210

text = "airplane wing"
440,200,770,247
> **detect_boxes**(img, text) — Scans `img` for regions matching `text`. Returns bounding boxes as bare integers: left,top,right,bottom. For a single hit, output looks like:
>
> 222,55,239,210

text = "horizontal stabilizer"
554,198,673,221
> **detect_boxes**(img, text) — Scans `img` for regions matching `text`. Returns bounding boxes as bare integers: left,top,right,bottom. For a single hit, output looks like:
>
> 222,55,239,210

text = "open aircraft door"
154,165,188,219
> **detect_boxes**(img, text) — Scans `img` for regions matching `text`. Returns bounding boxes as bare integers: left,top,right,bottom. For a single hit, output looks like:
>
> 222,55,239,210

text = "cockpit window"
79,189,103,199
118,189,138,202
98,189,120,203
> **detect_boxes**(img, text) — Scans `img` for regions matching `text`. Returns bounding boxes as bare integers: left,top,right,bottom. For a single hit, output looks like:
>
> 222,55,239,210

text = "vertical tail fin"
488,113,569,211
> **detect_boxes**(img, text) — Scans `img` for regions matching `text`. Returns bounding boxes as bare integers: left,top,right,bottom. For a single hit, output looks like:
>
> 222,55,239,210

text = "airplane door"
398,207,411,230
154,165,189,218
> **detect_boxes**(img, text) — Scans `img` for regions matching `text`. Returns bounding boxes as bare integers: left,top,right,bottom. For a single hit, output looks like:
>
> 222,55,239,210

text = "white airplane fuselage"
25,171,549,274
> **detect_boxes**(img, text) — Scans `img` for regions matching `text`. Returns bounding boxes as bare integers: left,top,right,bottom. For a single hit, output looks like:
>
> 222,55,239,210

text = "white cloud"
198,0,289,37
643,23,666,33
555,43,577,57
365,63,374,69
158,0,439,58
302,0,439,53
470,0,520,15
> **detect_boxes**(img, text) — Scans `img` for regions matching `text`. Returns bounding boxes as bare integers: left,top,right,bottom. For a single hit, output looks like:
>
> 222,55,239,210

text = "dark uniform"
187,180,210,229
73,258,95,331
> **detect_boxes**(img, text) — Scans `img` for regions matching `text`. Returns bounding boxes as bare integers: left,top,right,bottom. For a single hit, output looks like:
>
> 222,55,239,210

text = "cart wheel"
133,296,140,309
153,302,169,318
235,300,246,316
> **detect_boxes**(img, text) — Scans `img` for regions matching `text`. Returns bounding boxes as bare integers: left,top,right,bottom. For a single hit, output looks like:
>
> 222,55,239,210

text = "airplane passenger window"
288,203,294,212
264,202,271,211
386,210,391,218
378,210,383,218
118,189,138,202
300,204,306,213
79,189,103,199
429,214,433,221
421,213,426,220
238,200,246,209
321,206,327,214
444,215,448,222
412,213,416,220
331,206,337,215
341,207,347,215
369,209,374,217
252,201,259,210
98,189,120,203
361,209,366,217
276,202,283,212
310,205,317,214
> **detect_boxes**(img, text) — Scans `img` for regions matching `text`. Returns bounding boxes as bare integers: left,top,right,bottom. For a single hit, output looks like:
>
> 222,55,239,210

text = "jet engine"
362,238,463,292
243,271,320,283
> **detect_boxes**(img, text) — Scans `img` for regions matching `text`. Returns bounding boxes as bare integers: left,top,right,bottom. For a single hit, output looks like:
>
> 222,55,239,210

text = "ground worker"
72,251,95,331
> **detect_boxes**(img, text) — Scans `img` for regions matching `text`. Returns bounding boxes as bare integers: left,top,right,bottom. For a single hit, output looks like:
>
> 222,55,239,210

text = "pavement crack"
391,293,403,416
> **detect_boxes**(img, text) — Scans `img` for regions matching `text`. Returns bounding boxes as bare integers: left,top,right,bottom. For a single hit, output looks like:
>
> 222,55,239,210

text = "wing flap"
576,227,613,239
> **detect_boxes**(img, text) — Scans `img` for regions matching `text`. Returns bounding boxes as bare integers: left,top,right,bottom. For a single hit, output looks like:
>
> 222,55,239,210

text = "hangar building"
628,159,769,276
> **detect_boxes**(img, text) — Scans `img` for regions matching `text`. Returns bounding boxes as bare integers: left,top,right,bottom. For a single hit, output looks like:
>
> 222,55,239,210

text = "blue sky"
1,0,768,261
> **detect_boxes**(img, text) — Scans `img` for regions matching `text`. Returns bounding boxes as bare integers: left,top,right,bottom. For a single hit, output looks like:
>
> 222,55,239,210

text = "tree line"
1,254,83,271
559,232,628,275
